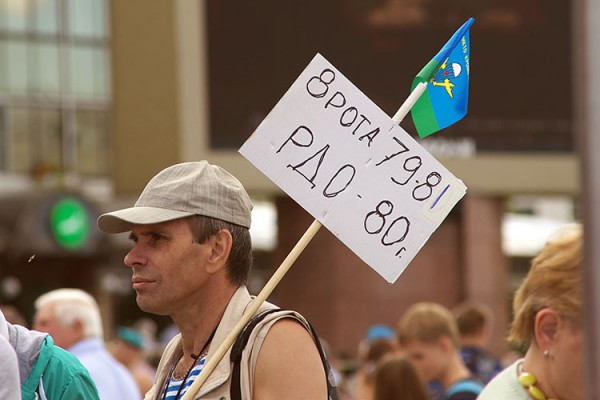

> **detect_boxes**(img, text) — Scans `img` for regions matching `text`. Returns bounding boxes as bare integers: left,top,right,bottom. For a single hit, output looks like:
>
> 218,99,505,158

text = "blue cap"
117,327,143,349
365,324,394,341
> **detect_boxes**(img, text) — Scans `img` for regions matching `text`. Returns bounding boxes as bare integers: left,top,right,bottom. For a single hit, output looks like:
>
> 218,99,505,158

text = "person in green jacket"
1,309,100,400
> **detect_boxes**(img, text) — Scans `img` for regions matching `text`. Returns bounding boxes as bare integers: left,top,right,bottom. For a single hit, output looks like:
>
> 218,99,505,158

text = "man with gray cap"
98,161,329,399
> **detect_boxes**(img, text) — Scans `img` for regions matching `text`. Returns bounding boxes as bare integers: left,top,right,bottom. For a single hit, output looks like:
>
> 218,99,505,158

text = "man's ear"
438,335,454,354
534,308,559,350
206,229,233,273
72,319,85,341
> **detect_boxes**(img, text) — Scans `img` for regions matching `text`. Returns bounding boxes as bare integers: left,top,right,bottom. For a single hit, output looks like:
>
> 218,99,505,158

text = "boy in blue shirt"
397,303,483,400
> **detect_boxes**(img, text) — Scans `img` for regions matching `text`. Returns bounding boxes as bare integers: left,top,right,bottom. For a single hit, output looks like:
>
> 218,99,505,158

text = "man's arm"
253,318,328,400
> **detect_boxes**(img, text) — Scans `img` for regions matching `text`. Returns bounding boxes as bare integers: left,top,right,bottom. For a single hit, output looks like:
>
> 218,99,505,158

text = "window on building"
0,0,110,177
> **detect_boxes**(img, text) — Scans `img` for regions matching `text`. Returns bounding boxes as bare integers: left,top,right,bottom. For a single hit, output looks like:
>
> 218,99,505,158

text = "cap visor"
97,206,195,233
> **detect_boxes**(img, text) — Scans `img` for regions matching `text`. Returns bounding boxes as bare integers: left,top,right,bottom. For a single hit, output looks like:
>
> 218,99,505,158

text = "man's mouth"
131,277,155,290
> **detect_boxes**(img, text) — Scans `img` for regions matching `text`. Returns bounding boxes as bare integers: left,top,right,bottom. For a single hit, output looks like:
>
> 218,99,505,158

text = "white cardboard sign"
240,54,467,283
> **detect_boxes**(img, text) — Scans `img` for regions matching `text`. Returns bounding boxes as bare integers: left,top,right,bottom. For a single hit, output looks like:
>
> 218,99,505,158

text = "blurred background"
0,0,579,366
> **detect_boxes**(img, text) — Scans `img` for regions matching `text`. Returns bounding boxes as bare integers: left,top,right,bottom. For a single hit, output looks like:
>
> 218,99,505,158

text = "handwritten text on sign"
239,54,467,283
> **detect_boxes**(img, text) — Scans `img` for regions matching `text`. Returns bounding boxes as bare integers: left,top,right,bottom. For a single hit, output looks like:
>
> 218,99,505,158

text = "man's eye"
149,233,167,243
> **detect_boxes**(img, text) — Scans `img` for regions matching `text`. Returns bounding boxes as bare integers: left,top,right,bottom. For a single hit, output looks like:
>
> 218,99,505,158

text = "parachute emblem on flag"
431,58,463,98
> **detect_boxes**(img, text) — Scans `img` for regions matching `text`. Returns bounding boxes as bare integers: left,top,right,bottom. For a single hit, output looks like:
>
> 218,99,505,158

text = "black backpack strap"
229,308,340,400
230,309,281,400
304,318,340,400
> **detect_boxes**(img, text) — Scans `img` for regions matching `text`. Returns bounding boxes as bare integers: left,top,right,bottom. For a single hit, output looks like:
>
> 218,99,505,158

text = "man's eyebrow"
134,229,173,239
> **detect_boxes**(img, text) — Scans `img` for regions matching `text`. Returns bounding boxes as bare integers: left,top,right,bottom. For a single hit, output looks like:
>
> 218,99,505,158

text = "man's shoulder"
43,344,89,375
252,313,329,400
34,338,100,399
230,307,335,400
260,306,314,327
231,308,314,366
262,315,313,341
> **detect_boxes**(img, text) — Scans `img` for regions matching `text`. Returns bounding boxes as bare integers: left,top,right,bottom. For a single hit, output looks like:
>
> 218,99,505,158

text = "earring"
543,350,549,359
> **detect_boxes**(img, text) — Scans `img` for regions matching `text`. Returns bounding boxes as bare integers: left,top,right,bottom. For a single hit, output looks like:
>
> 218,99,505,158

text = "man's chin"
136,296,168,316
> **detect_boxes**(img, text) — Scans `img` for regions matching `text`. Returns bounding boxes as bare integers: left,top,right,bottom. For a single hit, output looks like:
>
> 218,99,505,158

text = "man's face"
33,304,80,349
401,339,448,383
124,218,209,315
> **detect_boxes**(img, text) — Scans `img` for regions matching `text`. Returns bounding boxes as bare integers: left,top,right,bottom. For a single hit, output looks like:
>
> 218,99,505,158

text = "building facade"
0,0,579,358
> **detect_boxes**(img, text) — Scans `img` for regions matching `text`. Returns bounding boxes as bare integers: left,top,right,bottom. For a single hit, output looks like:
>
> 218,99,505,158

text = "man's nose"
124,245,145,267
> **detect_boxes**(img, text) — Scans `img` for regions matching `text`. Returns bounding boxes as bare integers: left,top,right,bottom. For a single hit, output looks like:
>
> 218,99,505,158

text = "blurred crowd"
1,223,583,400
0,291,177,400
329,223,583,400
331,300,502,400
